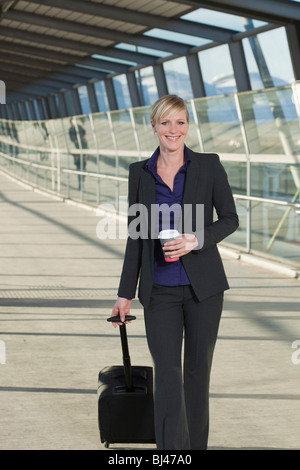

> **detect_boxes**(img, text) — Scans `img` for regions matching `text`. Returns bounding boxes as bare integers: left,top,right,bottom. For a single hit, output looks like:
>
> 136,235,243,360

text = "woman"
111,95,239,450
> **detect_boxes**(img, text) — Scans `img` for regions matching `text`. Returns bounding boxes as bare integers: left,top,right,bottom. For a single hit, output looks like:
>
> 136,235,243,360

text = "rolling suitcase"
97,315,156,448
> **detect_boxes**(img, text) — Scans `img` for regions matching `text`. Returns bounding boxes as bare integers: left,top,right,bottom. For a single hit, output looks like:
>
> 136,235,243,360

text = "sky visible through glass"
80,5,296,113
150,8,293,87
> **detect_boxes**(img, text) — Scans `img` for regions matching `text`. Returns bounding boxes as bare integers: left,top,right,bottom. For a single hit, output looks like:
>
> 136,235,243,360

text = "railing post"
89,113,101,205
234,93,252,253
190,99,204,153
107,111,120,213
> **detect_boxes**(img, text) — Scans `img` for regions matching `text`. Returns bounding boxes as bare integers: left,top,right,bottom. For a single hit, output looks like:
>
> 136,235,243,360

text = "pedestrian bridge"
0,171,299,450
1,84,300,271
0,85,300,450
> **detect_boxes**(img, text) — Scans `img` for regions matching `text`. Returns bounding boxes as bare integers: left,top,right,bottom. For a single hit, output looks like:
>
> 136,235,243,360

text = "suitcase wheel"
104,441,109,449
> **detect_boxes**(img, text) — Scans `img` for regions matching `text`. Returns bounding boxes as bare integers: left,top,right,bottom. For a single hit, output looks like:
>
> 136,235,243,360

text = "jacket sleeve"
117,164,143,299
195,155,239,251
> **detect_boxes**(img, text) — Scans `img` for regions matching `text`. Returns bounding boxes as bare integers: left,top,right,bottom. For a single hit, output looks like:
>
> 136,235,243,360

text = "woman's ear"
151,121,156,133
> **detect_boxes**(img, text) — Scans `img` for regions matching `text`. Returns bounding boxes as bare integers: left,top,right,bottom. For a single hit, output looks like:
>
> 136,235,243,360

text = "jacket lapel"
140,167,156,205
182,151,200,205
179,151,202,234
140,167,156,239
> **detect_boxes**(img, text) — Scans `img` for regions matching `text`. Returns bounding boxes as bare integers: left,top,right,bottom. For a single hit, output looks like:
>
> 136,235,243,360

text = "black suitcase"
97,315,156,448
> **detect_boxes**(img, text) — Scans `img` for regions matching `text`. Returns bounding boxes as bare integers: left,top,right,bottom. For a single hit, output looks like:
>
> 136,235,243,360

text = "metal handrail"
1,151,299,205
62,168,127,182
0,151,128,182
234,193,300,209
0,136,149,158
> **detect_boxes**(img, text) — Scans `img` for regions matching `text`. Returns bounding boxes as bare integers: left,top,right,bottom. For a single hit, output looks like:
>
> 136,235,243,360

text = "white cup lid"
158,229,180,239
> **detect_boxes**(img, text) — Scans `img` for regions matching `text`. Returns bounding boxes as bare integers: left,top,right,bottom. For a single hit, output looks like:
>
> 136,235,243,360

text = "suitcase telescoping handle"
107,315,136,391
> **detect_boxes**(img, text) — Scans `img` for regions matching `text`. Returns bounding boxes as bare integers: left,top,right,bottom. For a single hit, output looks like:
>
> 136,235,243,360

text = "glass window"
198,44,237,96
163,57,193,100
94,81,109,112
132,107,157,152
181,8,267,31
112,74,132,110
24,101,33,120
64,91,76,116
110,109,138,174
243,27,295,90
193,94,243,153
238,87,298,155
242,39,264,90
57,94,66,118
115,43,171,59
144,28,211,47
135,67,158,106
78,86,91,115
33,100,40,120
92,53,137,67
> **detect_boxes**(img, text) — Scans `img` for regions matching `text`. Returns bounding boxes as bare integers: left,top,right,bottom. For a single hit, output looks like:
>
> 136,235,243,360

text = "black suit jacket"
118,148,239,308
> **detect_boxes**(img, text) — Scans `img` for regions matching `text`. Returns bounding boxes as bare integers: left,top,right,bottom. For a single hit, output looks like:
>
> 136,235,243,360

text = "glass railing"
0,83,299,268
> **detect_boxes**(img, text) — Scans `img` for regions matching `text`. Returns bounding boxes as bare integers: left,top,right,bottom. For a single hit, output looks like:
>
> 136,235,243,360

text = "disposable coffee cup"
158,229,180,262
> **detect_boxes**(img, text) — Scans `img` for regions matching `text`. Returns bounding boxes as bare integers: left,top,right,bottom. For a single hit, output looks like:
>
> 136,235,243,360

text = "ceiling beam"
0,52,55,71
0,61,42,78
170,0,300,24
77,58,130,74
0,39,83,64
0,51,110,91
0,0,18,11
4,74,36,87
32,78,71,90
0,16,191,56
3,65,108,97
0,37,160,76
107,48,158,66
6,89,41,98
0,26,107,55
1,63,91,90
6,89,46,101
4,75,60,94
21,0,238,42
3,73,68,93
58,66,107,81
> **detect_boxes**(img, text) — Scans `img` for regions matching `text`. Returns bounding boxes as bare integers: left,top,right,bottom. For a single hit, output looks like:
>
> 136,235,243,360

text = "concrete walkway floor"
0,172,299,450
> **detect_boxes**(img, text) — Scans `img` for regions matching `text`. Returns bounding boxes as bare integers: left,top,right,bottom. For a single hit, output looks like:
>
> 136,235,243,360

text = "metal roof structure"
0,0,300,108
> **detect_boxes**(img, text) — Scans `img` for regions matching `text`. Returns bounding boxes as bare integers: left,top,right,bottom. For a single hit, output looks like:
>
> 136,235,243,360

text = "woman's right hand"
111,297,132,328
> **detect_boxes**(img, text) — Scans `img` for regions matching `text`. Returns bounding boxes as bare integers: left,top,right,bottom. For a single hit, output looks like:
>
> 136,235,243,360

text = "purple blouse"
146,146,191,286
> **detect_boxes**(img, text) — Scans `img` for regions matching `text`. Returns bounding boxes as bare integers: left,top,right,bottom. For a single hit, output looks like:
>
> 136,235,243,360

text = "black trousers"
144,284,223,450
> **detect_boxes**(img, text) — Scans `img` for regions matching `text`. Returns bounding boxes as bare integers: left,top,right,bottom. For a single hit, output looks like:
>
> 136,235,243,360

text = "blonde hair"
150,95,190,125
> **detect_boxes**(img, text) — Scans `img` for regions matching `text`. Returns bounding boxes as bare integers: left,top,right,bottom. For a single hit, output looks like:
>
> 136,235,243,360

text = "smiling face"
151,109,189,154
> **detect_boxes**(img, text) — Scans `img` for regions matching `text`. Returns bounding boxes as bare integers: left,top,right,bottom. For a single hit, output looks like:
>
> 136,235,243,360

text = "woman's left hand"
163,233,199,258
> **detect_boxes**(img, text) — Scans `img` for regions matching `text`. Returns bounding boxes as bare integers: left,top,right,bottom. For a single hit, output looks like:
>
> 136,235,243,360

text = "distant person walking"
69,118,88,189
